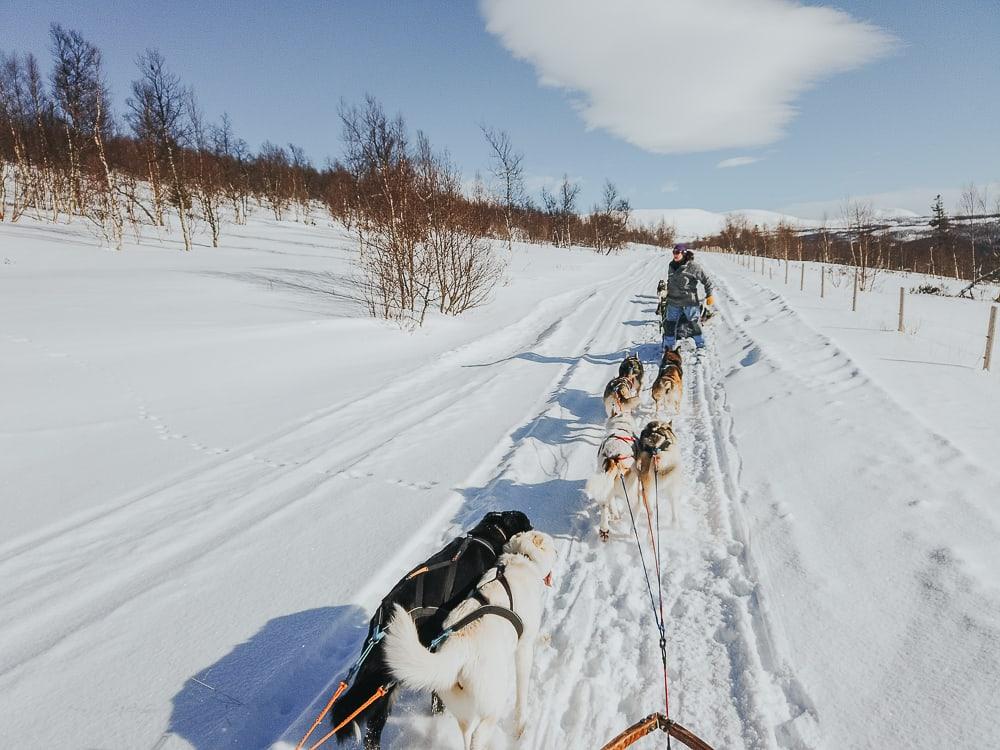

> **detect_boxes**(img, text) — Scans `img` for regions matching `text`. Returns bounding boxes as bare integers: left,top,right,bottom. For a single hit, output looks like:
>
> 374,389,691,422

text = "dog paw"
515,721,527,739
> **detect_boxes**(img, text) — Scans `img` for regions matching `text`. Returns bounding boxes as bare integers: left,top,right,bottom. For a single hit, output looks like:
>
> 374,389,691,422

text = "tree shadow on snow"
166,605,369,750
194,268,366,317
555,386,607,423
452,477,588,541
467,348,637,368
510,414,599,448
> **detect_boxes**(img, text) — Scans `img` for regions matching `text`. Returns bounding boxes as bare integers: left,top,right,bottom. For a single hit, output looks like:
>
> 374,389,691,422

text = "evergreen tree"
930,194,950,234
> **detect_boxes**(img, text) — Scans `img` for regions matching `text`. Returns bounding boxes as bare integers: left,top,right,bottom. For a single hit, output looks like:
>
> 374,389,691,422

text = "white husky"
585,413,640,542
384,530,557,750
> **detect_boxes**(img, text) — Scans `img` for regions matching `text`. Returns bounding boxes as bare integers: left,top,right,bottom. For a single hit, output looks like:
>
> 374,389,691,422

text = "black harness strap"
414,564,426,611
407,606,439,621
436,563,524,644
468,535,496,556
496,565,515,611
441,536,473,604
445,605,524,640
390,531,503,627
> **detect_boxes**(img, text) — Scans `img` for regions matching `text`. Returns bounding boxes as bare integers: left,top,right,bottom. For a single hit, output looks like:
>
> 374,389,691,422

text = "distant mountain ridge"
631,207,921,239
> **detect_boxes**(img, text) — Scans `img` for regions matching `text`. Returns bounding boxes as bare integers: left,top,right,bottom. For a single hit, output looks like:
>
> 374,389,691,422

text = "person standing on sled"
662,244,715,353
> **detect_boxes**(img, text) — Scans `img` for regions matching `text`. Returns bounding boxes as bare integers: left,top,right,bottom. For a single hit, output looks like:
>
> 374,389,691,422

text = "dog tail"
585,467,614,502
384,603,466,694
586,457,629,501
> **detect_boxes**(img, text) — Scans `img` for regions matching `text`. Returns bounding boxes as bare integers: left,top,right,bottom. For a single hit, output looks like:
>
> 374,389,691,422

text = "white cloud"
717,156,762,169
660,180,680,193
480,0,896,154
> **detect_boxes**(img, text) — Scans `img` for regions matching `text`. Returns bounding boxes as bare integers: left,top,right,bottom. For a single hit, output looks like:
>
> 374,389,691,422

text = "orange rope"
307,685,388,750
295,681,348,750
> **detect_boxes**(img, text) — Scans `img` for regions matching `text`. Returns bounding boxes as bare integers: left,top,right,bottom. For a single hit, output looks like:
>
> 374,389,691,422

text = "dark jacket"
666,257,713,307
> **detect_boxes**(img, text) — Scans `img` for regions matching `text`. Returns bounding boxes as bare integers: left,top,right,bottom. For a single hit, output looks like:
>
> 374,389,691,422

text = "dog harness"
600,431,637,462
644,433,674,460
658,360,683,379
395,529,506,625
430,563,524,651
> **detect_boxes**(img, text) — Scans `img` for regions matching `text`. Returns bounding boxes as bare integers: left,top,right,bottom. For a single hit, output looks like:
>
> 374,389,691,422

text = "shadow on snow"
167,605,369,750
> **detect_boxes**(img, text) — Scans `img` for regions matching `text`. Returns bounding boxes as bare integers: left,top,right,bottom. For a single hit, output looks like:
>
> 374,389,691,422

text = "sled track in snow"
0,260,648,687
295,273,819,749
281,258,659,749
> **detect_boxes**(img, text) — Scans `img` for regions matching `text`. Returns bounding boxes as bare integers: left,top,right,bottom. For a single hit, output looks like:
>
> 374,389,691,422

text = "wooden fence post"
800,262,805,291
898,287,906,332
784,259,789,284
984,306,998,371
851,269,859,312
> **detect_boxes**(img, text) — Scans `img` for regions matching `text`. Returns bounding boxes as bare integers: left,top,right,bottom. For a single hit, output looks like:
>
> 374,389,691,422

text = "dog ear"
531,533,545,549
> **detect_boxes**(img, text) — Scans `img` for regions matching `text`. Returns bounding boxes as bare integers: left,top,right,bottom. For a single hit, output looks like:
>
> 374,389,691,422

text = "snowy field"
1,217,999,749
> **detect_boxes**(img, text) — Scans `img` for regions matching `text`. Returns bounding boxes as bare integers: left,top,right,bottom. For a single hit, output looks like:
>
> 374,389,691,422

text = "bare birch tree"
842,200,880,290
557,174,579,248
187,94,222,246
482,126,525,255
127,50,193,250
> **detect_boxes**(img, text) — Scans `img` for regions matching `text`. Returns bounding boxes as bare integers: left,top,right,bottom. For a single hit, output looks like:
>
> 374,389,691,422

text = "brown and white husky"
618,352,644,392
585,413,640,542
650,348,683,416
603,375,640,418
636,419,684,527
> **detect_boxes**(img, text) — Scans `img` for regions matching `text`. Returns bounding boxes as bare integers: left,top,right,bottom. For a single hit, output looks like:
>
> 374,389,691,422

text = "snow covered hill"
1,217,998,749
630,207,930,240
631,208,816,239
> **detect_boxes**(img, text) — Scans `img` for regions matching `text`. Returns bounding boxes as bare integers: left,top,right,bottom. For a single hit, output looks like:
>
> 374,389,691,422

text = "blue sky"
2,0,997,217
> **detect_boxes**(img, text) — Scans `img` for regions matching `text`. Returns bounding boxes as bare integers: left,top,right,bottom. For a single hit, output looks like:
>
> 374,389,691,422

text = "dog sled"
659,301,715,340
601,713,713,750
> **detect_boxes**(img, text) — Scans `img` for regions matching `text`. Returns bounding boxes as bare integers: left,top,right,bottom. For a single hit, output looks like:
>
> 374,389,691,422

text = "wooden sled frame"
600,712,714,750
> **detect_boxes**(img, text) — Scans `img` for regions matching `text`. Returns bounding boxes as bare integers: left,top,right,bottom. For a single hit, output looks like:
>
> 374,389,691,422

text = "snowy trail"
286,252,1000,750
294,271,809,750
0,251,662,748
698,259,1000,748
6,230,998,749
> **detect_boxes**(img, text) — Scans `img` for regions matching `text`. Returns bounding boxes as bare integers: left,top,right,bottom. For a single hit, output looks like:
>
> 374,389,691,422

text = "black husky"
329,510,533,749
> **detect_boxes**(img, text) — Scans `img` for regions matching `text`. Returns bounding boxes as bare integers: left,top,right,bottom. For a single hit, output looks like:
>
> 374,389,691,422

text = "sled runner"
600,712,713,750
661,302,714,341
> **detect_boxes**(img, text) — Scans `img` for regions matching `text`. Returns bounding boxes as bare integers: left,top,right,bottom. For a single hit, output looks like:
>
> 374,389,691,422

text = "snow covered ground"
2,217,998,749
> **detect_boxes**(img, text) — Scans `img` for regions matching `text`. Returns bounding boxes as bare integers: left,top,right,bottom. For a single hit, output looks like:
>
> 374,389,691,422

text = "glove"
706,295,715,306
